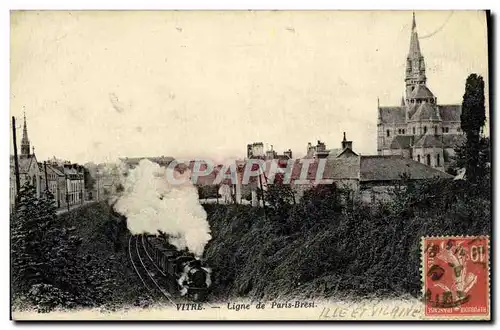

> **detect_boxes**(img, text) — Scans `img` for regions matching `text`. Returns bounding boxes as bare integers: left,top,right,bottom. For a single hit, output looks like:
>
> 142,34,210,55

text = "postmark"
421,236,490,320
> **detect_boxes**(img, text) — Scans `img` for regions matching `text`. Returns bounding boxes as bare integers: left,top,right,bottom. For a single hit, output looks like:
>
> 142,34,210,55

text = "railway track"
128,235,176,307
128,233,214,308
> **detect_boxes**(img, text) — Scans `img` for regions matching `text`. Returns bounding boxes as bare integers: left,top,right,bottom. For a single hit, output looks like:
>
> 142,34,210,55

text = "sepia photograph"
9,9,491,321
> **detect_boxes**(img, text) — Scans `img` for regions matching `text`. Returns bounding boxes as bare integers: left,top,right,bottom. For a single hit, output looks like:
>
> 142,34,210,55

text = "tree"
11,184,46,296
459,74,486,182
265,173,296,216
11,182,104,312
83,167,96,191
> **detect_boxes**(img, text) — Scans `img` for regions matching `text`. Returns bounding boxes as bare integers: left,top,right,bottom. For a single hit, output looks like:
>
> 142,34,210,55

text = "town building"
306,132,358,159
377,13,464,172
39,161,68,209
247,142,293,161
62,163,85,206
292,153,452,204
247,142,264,158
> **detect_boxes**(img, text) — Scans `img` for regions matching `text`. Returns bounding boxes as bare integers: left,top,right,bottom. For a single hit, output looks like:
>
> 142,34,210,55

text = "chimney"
341,132,353,150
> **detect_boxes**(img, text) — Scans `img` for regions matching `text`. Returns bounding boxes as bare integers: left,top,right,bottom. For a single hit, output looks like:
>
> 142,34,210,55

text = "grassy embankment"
55,176,491,307
203,179,491,302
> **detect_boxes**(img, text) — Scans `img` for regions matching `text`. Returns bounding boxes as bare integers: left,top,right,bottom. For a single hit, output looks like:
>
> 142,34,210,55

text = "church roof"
10,154,37,174
410,84,435,99
410,102,441,121
378,106,405,124
439,104,462,122
390,135,413,149
407,103,418,119
413,134,443,148
379,103,461,125
359,155,452,182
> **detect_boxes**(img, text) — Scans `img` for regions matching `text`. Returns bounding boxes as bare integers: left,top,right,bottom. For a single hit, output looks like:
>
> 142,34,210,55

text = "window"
426,154,431,166
445,127,449,133
437,154,441,167
423,126,427,134
386,130,390,137
442,127,445,133
413,127,416,134
434,126,437,135
417,155,421,162
402,129,405,134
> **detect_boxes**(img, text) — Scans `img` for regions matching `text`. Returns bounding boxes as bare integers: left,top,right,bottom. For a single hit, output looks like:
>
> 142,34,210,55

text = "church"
377,13,465,172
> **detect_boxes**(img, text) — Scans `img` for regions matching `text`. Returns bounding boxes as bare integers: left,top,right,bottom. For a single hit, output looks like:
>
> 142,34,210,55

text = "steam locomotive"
109,204,211,301
143,234,212,302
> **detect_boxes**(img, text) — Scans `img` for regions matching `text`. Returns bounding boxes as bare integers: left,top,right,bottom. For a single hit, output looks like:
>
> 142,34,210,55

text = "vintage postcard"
10,10,491,321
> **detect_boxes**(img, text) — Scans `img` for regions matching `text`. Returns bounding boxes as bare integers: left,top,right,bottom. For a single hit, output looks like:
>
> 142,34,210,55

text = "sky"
10,10,489,164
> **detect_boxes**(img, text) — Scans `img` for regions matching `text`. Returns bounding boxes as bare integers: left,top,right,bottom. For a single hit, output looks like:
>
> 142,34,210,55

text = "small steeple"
21,111,30,156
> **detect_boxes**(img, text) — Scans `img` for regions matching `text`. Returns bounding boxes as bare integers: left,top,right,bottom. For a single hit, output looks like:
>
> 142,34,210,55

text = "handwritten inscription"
318,304,422,320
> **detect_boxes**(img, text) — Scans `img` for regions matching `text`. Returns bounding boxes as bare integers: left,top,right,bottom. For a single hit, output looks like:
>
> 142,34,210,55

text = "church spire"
408,12,422,58
21,111,30,156
405,12,426,99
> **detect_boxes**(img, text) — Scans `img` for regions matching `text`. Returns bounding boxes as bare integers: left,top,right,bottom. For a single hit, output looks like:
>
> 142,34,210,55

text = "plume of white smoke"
113,159,212,257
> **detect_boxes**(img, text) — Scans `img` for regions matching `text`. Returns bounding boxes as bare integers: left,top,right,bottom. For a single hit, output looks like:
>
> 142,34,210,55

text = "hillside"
203,177,491,301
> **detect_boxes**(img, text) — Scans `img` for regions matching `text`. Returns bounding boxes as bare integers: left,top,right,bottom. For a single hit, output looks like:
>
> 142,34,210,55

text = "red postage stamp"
422,236,490,320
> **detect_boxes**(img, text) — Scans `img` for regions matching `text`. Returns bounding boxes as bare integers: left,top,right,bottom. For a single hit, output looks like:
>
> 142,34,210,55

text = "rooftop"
359,155,452,182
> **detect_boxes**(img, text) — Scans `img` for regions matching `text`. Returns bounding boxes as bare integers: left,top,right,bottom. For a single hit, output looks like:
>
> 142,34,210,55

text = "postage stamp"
422,236,490,320
9,10,491,322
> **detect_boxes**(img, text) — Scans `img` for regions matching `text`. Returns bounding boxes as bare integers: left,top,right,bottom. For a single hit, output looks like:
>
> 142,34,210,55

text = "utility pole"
96,171,100,201
12,117,21,200
65,173,70,212
43,161,49,195
258,164,268,220
81,169,84,205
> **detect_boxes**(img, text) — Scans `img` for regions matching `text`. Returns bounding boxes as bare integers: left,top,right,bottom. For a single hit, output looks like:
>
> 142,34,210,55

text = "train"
143,233,212,302
109,203,212,302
